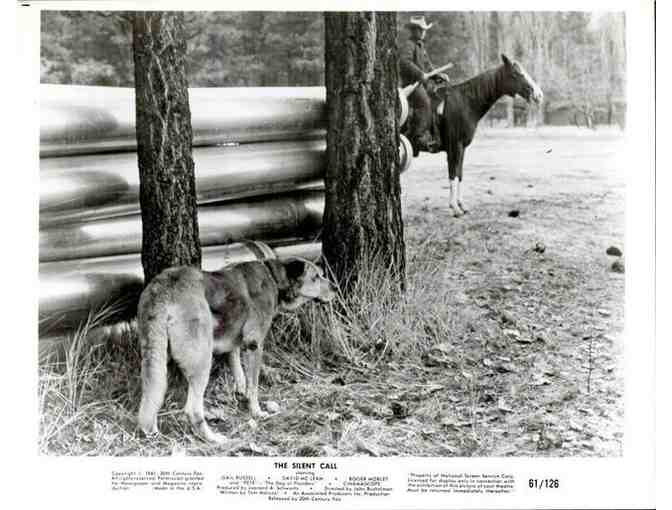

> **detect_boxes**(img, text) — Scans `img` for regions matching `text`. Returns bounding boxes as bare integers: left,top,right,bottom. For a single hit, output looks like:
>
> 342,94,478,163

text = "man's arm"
422,46,434,73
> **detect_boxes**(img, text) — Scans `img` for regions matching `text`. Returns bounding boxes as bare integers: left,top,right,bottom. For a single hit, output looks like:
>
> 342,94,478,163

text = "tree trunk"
322,12,405,293
132,12,201,285
505,96,514,127
488,12,500,66
534,35,544,126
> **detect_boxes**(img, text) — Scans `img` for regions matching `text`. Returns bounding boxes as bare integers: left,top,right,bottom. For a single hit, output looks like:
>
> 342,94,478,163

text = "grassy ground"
38,126,625,457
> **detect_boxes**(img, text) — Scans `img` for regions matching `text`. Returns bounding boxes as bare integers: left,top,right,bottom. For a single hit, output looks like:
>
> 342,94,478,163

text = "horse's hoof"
449,205,464,217
458,202,469,213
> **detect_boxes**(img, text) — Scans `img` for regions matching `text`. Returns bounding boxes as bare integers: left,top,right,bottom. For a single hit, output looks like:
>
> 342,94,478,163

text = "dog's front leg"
244,342,268,419
227,347,247,401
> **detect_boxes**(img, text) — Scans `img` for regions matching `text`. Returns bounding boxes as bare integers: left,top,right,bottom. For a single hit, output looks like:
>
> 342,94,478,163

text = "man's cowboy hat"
405,16,433,30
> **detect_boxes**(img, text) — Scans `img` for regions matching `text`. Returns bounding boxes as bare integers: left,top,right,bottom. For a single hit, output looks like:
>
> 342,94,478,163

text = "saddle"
402,76,450,155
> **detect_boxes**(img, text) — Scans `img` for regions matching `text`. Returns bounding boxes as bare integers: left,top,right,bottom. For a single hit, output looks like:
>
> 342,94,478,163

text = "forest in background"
40,11,626,126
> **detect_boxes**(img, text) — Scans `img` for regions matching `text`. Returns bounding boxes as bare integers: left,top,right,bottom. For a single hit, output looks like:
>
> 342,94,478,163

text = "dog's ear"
284,259,306,281
264,259,291,290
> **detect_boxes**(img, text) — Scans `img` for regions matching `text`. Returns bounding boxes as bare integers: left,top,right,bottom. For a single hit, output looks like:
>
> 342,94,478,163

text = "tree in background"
552,12,602,127
465,12,490,72
180,12,324,86
597,12,626,125
42,10,627,127
41,11,134,86
322,12,405,294
488,12,515,126
264,13,324,86
132,12,201,284
513,12,559,125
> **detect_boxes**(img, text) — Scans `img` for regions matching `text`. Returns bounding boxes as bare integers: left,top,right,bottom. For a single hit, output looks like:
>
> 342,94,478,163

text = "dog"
136,257,336,443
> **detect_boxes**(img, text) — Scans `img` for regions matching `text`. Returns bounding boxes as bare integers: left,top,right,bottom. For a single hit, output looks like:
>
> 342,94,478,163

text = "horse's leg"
447,144,464,217
456,149,468,213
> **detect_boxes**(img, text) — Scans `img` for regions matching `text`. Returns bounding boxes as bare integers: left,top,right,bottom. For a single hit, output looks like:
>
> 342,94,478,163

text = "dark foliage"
41,10,626,123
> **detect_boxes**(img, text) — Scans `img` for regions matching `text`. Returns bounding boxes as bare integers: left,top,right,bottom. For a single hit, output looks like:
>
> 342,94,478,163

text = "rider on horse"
400,16,449,157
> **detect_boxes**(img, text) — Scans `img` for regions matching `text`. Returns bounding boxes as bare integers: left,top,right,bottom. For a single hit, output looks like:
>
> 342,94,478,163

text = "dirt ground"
39,126,626,457
396,126,626,456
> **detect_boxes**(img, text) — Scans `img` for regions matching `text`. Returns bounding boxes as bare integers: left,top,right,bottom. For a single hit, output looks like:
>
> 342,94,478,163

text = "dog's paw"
213,432,228,444
200,425,227,444
138,422,159,439
206,432,228,445
139,429,160,440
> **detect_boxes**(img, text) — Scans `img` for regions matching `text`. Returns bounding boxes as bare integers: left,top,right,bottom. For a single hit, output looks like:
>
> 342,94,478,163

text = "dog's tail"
137,304,169,437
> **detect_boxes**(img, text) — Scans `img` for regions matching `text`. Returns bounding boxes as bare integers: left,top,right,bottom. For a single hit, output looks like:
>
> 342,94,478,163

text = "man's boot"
417,132,439,154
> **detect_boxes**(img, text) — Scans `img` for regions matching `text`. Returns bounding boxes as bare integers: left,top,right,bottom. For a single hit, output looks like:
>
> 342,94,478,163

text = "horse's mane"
449,65,503,103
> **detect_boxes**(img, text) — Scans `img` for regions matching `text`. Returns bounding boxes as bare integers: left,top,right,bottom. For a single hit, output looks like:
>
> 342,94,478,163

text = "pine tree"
322,12,405,293
132,12,201,285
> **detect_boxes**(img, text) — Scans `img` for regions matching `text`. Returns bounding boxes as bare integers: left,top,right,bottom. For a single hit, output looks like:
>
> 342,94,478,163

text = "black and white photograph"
7,0,658,507
37,7,631,456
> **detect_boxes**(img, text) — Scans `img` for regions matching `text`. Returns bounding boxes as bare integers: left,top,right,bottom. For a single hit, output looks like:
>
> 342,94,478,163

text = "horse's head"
500,54,543,105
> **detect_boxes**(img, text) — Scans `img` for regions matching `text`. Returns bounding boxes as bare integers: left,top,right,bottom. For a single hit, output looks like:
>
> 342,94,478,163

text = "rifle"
401,62,454,98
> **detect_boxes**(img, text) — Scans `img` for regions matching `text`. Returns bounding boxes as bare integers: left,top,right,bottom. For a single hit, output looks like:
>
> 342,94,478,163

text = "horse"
407,54,543,217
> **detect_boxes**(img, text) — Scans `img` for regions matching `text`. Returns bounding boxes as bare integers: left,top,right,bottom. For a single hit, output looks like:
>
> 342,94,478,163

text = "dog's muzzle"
317,281,338,303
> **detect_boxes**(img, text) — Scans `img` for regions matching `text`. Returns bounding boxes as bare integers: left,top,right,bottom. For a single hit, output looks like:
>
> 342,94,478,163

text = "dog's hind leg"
184,360,227,444
172,316,227,444
137,316,168,437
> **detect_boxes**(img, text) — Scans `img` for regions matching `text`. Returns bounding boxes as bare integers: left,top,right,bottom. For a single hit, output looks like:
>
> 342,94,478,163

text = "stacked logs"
39,85,413,339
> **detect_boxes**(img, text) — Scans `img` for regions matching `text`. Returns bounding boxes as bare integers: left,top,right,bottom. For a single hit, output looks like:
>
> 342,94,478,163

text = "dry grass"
38,127,625,457
37,245,623,457
37,254,467,456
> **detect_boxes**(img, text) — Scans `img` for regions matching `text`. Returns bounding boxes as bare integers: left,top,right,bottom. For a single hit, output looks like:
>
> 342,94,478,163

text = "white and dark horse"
408,54,544,217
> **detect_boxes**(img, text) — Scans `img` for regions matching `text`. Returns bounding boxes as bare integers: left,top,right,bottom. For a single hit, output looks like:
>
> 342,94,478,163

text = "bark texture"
323,12,405,293
132,12,201,285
